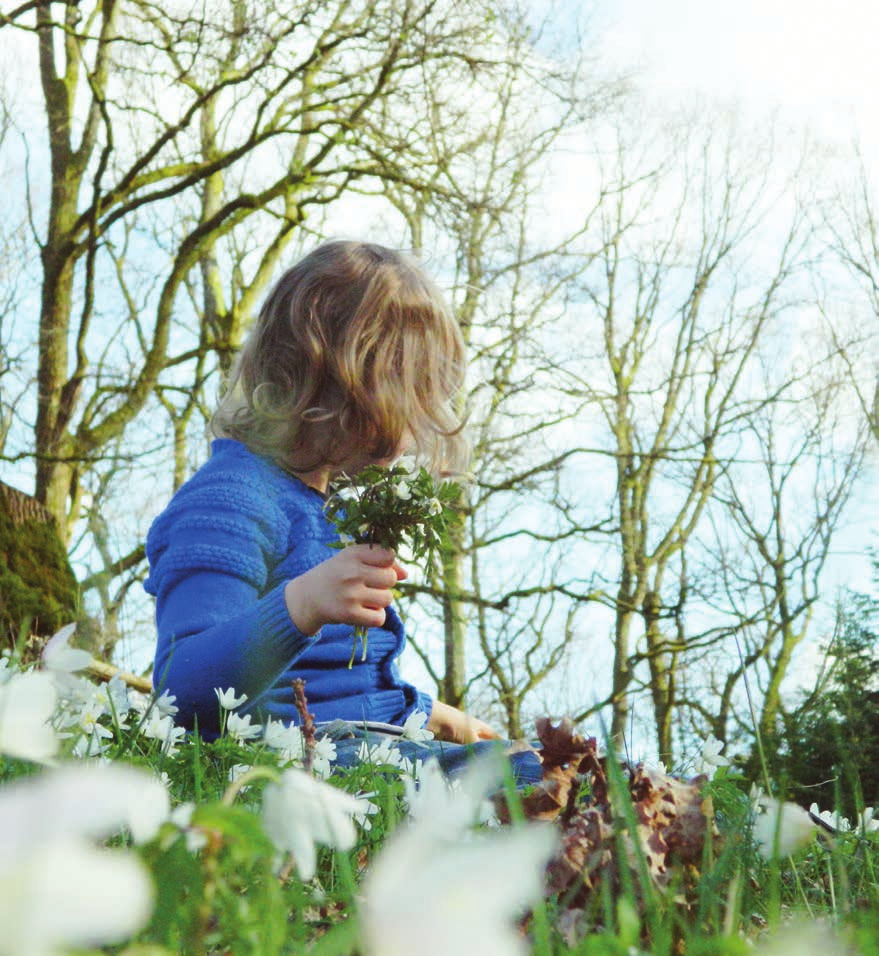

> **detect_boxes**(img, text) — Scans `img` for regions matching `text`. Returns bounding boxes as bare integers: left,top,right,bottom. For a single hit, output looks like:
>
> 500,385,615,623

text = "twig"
292,678,316,774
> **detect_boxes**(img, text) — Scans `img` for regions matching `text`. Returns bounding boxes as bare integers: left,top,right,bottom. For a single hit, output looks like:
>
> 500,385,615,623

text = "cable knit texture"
145,438,433,736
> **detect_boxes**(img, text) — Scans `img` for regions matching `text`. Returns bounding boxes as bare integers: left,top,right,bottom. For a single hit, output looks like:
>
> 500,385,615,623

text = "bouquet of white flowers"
324,460,462,667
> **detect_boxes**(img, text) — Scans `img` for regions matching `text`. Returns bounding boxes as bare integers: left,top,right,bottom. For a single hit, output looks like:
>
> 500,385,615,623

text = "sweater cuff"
416,690,433,719
257,582,320,664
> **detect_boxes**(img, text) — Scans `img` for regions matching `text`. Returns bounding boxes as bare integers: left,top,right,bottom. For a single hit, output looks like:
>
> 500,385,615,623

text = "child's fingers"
474,722,502,740
353,544,396,566
361,583,395,610
362,564,399,590
344,544,407,580
356,605,387,628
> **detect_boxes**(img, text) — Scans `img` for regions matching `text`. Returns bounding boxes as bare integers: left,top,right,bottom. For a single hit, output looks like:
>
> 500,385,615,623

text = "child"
145,241,527,768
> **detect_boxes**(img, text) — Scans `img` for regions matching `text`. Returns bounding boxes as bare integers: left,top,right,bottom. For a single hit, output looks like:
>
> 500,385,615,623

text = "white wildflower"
0,837,154,956
262,769,377,880
312,735,337,778
71,728,113,760
0,669,58,763
401,710,434,744
226,712,262,743
0,763,170,860
358,736,404,769
643,759,668,776
361,754,557,956
214,687,248,710
403,757,496,832
41,623,92,674
49,669,98,710
754,920,850,955
752,796,816,858
169,802,208,853
809,803,852,833
0,656,13,685
102,676,132,729
73,685,110,736
228,763,253,784
105,673,130,708
264,719,335,774
141,709,186,755
394,481,412,500
399,754,426,780
169,802,194,828
263,718,305,762
154,689,178,717
0,764,165,955
858,807,879,833
697,735,730,776
263,716,295,749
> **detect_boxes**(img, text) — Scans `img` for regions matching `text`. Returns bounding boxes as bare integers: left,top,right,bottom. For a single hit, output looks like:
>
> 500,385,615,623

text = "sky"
595,0,879,157
592,0,879,592
567,2,879,739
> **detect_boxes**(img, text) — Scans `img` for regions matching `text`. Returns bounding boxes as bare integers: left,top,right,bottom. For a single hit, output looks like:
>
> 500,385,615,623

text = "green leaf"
192,801,275,853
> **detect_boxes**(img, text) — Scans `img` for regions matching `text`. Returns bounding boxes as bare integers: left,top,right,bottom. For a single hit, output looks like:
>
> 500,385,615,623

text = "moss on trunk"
0,481,79,659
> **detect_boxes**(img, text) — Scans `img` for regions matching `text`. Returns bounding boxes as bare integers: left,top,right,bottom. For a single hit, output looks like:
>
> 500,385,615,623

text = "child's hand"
426,699,501,744
284,545,407,637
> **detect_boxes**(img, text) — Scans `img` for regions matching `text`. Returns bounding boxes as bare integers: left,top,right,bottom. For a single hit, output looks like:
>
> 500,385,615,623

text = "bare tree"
4,0,598,659
689,360,869,752
818,150,879,442
0,0,508,538
377,7,619,736
0,80,32,462
555,108,824,760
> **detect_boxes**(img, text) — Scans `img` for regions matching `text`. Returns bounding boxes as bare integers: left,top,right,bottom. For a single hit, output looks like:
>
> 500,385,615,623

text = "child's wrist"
284,578,320,636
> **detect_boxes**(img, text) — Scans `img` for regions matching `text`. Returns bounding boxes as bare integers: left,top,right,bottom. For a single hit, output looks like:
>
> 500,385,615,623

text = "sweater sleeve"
145,461,318,734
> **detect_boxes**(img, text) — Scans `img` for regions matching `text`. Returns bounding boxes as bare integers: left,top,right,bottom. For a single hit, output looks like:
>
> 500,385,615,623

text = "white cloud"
600,0,878,145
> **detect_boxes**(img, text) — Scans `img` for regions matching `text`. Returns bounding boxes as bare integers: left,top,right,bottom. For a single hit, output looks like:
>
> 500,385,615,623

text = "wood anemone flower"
324,462,462,668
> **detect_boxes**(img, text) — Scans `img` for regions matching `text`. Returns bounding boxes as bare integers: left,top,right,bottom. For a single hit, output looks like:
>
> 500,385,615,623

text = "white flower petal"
262,769,373,880
214,687,248,710
395,456,418,475
809,802,851,833
358,737,404,769
226,712,262,742
697,734,730,775
401,710,434,743
363,828,554,956
752,797,816,858
154,690,178,716
0,764,170,868
0,670,58,763
754,920,850,955
362,756,556,956
0,837,154,956
41,623,93,674
405,755,503,837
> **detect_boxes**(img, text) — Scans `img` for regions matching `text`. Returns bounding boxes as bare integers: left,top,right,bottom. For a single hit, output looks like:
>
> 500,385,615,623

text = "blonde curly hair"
212,240,467,477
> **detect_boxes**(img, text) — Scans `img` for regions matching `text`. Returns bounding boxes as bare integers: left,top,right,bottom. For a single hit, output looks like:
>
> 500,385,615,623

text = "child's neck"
294,468,330,495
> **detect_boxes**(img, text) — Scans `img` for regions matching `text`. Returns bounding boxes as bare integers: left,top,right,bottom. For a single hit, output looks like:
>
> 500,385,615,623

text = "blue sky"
592,0,879,595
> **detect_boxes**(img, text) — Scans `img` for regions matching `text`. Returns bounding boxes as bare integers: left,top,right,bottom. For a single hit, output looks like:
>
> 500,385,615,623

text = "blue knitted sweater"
144,438,433,736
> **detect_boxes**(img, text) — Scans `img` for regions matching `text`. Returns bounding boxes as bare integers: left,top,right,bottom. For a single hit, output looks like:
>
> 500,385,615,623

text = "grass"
1,658,878,955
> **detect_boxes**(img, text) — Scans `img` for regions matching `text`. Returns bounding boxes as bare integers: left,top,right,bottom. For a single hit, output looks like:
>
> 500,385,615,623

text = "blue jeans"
317,720,543,788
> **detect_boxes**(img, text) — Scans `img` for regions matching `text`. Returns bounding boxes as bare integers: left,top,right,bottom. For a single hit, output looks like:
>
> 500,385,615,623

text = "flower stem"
348,625,368,669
